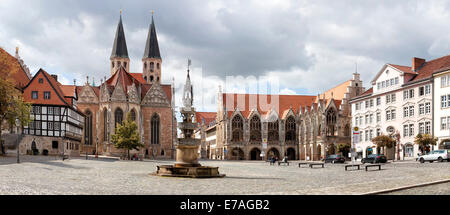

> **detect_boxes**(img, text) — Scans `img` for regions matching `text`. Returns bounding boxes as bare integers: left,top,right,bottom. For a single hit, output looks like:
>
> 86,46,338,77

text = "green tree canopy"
0,60,31,154
372,135,396,149
414,134,437,152
111,112,143,159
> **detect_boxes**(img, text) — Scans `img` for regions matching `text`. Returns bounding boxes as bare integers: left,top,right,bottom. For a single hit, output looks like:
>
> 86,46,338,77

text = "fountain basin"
153,165,225,178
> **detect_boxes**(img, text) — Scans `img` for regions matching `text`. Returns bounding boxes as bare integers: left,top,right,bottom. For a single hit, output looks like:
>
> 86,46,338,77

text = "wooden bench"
345,164,361,171
278,161,290,166
309,163,325,168
365,164,382,171
298,162,309,168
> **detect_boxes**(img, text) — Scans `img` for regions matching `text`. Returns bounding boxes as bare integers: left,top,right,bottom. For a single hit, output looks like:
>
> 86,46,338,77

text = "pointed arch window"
268,121,279,142
249,115,262,142
151,114,160,145
231,115,243,142
285,116,296,141
130,109,136,122
85,110,93,145
326,109,337,136
114,108,123,128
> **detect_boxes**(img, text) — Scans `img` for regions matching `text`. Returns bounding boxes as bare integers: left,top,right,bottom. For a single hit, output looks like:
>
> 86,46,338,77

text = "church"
76,13,177,158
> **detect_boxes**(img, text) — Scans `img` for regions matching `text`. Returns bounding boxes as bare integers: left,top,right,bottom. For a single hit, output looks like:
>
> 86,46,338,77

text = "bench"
309,163,325,168
365,164,382,171
62,154,69,161
298,162,309,168
345,164,361,171
278,161,290,166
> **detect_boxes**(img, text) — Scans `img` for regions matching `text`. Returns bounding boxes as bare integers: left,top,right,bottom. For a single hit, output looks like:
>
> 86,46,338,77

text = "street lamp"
15,118,20,164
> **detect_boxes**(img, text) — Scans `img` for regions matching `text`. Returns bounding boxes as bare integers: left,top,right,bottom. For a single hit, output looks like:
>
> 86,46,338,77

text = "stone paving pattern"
0,155,448,195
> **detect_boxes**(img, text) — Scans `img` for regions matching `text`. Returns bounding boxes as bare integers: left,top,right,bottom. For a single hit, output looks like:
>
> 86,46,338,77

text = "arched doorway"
366,146,374,157
404,143,414,158
267,148,280,160
250,148,262,160
31,141,38,155
231,148,245,160
286,148,296,160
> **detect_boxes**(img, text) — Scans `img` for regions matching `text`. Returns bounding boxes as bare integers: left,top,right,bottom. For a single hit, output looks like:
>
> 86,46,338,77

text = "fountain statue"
154,61,225,178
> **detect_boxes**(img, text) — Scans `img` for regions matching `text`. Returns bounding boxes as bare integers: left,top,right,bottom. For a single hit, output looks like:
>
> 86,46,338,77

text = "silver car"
417,150,450,163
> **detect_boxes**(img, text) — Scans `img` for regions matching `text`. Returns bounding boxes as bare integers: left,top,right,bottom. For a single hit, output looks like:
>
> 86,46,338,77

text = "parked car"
417,150,450,163
323,154,346,163
361,154,387,164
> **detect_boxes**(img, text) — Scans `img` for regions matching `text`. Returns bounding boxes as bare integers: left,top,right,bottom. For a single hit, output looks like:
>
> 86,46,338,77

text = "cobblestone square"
0,155,449,195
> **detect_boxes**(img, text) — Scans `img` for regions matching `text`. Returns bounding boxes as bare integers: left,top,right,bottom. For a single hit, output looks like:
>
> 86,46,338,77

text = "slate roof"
143,15,161,59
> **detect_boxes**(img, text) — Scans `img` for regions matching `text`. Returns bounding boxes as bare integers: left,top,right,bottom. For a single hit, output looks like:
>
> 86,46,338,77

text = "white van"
417,150,450,163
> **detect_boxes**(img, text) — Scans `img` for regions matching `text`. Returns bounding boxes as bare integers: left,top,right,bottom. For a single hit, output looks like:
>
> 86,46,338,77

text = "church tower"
142,12,162,84
110,11,130,75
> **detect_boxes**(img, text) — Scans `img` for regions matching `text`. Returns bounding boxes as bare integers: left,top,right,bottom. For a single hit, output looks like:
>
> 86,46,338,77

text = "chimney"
51,74,58,82
412,57,426,72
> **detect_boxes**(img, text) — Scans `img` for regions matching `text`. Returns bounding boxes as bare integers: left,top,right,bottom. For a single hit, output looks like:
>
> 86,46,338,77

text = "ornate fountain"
154,63,225,178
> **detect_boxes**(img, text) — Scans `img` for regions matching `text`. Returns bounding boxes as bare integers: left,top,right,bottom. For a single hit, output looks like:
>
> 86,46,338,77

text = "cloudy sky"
1,0,450,112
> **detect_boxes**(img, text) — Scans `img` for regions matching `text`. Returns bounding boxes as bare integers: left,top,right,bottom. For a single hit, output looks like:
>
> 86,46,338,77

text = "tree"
0,58,31,155
372,135,396,155
414,134,437,153
111,112,143,160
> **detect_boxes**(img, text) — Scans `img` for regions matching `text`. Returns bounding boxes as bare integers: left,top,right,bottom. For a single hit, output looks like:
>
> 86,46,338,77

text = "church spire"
143,11,161,59
110,10,130,75
111,11,129,59
142,11,162,84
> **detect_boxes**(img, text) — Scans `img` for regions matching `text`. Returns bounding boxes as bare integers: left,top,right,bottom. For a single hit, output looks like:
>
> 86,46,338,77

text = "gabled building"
350,55,450,160
21,69,84,157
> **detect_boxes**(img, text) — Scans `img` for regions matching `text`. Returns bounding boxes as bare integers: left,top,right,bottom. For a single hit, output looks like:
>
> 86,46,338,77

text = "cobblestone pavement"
382,182,450,195
0,155,448,195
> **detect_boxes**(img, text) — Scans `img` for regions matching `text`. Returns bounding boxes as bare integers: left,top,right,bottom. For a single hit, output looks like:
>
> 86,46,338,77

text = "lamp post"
15,118,20,164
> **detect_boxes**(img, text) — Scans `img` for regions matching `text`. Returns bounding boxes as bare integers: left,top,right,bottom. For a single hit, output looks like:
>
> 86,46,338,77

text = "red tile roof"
408,55,450,83
196,112,216,126
223,93,316,118
389,64,415,74
0,47,30,89
60,85,77,98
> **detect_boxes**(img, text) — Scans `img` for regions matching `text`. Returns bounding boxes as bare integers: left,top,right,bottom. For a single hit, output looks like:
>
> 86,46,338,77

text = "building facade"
214,73,363,161
195,112,217,159
75,14,176,158
21,69,83,157
433,67,450,149
350,55,450,160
